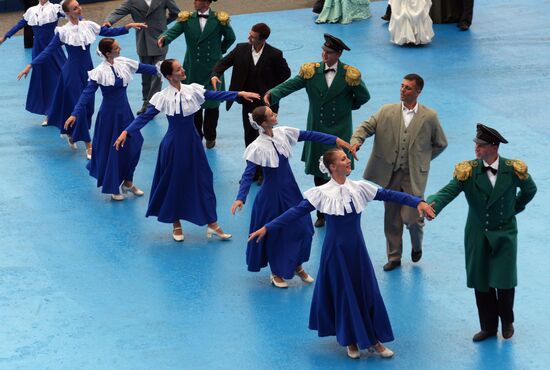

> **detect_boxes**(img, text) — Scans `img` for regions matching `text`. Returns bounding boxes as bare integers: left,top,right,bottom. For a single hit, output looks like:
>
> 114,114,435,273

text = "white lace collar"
87,57,139,87
23,2,63,26
149,83,206,117
243,126,300,168
303,178,379,216
55,20,100,49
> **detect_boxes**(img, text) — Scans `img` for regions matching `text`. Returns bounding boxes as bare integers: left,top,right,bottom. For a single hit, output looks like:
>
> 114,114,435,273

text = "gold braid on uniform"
506,159,530,180
299,62,320,79
216,11,230,25
176,11,191,22
453,160,477,181
343,65,361,86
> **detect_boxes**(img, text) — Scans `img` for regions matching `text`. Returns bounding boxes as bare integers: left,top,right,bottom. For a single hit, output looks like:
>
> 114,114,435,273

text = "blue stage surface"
0,0,548,368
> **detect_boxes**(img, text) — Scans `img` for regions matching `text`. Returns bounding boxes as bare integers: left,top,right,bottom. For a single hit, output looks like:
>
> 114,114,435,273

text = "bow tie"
482,165,498,175
198,14,209,19
324,68,336,74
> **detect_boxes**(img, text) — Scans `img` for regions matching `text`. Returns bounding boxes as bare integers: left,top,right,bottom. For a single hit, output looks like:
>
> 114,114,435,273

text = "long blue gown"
72,60,158,195
4,2,66,115
236,129,336,279
31,21,128,142
266,180,422,349
125,88,239,224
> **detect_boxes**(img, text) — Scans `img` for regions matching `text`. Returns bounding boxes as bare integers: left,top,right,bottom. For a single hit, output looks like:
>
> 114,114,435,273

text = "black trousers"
460,0,474,26
22,0,38,48
474,287,515,333
194,108,219,141
314,176,330,218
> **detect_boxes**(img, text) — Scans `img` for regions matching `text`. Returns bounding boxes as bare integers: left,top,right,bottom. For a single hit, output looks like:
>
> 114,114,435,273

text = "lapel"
487,157,513,207
322,62,346,104
134,0,150,14
146,0,160,16
254,43,268,69
407,105,426,149
198,9,217,43
473,159,493,198
391,104,402,147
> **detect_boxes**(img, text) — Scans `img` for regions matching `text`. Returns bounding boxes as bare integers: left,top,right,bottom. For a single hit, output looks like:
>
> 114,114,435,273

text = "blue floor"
0,0,548,368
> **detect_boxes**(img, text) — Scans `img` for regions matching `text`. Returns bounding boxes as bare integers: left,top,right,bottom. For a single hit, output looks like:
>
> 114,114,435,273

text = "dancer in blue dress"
65,38,159,201
17,0,146,160
1,0,66,125
115,59,260,242
249,148,435,359
231,106,353,288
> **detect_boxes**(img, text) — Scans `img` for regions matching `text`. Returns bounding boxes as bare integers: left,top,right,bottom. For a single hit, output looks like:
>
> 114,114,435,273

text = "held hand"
351,143,361,153
238,91,261,102
126,22,147,30
64,115,76,130
0,36,6,45
157,36,166,48
417,201,436,220
102,21,112,27
211,76,221,91
114,131,128,151
248,226,267,243
17,64,32,80
230,200,244,215
336,138,358,160
263,91,271,107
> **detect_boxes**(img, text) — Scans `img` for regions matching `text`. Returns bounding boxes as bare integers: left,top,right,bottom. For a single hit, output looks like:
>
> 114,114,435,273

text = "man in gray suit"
351,74,448,271
104,0,180,114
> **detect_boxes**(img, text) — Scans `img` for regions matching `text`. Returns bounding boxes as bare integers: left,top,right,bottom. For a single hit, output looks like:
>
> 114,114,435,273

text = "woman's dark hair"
251,106,268,126
62,0,76,13
322,147,344,174
160,59,177,78
98,38,116,57
251,23,271,40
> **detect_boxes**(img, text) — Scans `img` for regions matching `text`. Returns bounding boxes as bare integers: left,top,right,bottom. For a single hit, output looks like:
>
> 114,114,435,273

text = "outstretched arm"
3,18,27,40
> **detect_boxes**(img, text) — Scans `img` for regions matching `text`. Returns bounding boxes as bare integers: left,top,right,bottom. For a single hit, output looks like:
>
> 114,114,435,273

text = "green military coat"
427,157,537,291
161,9,236,108
269,61,370,178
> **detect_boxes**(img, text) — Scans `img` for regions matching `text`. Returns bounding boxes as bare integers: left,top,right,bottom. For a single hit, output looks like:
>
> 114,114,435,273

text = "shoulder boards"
453,160,477,181
177,11,192,23
505,159,530,180
298,62,320,79
343,65,361,86
215,11,230,25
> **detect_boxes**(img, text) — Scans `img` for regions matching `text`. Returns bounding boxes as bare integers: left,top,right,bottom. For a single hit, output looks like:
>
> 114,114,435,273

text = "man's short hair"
251,23,271,40
403,73,424,91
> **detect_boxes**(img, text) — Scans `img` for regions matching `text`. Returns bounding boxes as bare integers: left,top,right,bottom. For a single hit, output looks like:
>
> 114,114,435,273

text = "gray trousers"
384,169,424,262
139,54,166,104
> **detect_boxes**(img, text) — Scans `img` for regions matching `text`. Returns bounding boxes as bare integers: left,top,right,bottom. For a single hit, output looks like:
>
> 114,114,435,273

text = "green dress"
316,0,372,24
160,10,236,109
426,157,537,291
269,61,370,178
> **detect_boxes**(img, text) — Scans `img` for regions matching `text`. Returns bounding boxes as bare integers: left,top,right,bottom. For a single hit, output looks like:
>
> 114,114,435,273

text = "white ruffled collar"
243,126,300,168
88,57,139,87
23,2,63,26
55,20,100,49
303,178,379,216
149,83,206,117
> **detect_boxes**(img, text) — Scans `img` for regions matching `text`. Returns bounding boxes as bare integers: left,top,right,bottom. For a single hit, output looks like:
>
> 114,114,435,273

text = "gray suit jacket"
105,0,180,56
351,103,448,196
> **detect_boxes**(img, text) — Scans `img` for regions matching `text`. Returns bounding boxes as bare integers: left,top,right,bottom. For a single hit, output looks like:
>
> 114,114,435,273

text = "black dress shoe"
502,323,514,339
205,140,216,149
472,330,497,342
383,260,401,271
458,22,470,31
411,250,422,263
381,5,391,21
314,217,325,228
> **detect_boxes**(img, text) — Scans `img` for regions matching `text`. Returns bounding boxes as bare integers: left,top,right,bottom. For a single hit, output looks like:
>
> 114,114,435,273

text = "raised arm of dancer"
374,188,435,219
1,19,27,43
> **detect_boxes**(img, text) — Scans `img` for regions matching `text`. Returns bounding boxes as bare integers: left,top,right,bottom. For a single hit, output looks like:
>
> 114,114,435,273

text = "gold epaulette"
453,160,478,181
298,62,320,79
506,159,529,180
177,11,191,23
343,65,361,86
216,11,230,25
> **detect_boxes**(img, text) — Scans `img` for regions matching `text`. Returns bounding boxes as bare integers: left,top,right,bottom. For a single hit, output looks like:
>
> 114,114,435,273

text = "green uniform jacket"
269,61,370,178
426,157,537,291
161,10,236,108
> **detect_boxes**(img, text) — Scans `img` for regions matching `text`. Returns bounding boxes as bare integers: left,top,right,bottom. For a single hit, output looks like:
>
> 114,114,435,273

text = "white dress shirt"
401,102,418,128
144,0,152,7
324,62,338,88
483,156,499,187
251,44,265,66
198,9,209,32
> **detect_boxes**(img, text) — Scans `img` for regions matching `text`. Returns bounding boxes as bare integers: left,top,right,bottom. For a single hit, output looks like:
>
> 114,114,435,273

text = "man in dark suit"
211,23,291,150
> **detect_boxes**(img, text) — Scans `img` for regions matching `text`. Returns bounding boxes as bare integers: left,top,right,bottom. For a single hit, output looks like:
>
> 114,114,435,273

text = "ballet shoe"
172,227,184,242
111,194,125,201
347,345,360,359
206,226,232,240
368,344,394,358
295,267,314,283
86,147,92,160
62,134,77,149
270,274,288,288
121,184,144,196
41,119,48,127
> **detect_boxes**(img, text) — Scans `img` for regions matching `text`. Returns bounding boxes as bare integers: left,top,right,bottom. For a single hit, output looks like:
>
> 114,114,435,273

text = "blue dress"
125,87,239,224
31,21,128,142
236,128,336,279
72,59,158,195
4,2,66,115
266,179,421,349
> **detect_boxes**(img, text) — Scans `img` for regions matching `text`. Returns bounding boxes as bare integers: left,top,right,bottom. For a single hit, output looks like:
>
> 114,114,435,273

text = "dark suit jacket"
211,42,290,110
